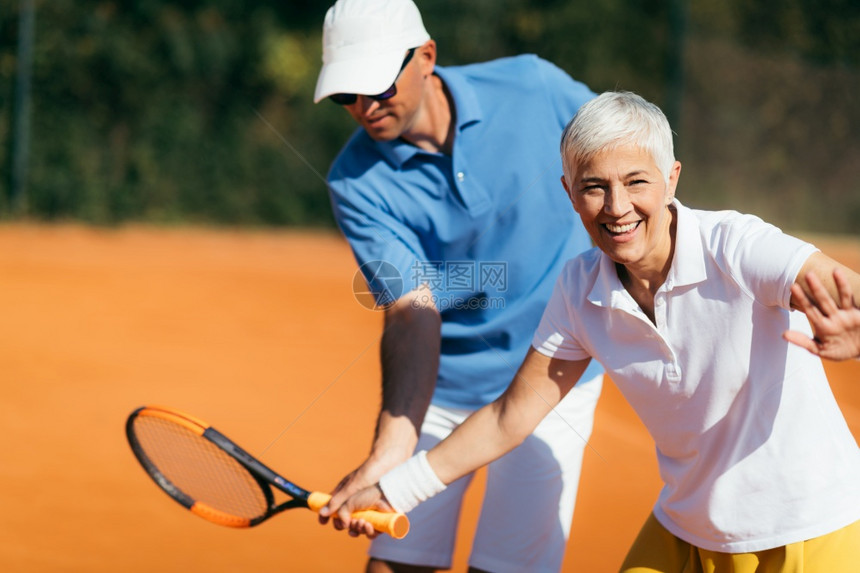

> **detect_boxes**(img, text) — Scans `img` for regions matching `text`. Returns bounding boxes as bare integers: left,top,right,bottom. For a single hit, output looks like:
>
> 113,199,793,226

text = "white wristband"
378,450,447,513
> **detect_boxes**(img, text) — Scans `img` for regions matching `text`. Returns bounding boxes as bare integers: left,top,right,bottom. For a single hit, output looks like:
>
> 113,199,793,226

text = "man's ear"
417,40,437,75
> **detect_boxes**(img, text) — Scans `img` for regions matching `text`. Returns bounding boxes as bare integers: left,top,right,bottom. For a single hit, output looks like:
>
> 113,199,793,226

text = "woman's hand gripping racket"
125,405,409,538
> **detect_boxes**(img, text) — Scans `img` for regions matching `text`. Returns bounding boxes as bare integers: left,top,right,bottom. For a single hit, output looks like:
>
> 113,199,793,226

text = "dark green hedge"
1,0,858,232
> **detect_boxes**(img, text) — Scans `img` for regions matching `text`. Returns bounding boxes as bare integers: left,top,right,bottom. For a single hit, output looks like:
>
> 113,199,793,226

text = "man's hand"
316,455,394,538
318,461,398,539
319,483,394,538
784,268,860,361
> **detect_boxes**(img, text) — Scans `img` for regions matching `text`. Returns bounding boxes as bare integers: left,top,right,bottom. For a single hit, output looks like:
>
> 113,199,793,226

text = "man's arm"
373,284,441,472
784,251,860,360
320,284,440,528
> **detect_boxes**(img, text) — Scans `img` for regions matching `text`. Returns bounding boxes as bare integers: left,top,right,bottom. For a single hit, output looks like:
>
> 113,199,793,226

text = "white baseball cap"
313,0,431,103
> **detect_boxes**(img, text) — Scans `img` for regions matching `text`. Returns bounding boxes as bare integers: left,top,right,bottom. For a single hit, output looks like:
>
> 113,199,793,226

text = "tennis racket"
126,405,409,538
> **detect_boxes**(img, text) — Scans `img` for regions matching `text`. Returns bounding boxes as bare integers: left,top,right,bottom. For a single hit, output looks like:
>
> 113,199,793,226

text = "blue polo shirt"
328,54,603,409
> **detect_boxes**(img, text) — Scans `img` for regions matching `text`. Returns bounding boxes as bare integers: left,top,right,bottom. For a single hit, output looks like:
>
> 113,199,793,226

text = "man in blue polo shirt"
314,0,603,571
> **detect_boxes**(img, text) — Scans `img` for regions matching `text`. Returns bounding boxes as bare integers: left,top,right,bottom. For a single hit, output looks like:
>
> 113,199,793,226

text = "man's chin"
363,117,401,141
365,129,399,142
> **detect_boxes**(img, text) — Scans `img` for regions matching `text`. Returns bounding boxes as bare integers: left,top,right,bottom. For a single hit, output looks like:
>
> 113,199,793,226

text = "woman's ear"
665,160,682,204
561,175,579,213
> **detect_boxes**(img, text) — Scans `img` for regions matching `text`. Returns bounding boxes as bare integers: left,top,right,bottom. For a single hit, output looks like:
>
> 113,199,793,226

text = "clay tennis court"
1,224,857,572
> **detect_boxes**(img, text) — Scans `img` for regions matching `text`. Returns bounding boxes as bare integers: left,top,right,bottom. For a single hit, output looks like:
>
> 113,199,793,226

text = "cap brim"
314,50,407,103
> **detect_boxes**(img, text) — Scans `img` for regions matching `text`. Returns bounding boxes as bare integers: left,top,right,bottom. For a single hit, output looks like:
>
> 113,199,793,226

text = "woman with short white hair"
325,91,860,572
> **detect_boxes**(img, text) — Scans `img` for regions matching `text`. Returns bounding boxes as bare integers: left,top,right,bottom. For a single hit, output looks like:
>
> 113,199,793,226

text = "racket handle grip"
307,492,410,539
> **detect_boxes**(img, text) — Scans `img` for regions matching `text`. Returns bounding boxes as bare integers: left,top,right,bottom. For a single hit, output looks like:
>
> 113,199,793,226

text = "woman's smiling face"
563,144,681,275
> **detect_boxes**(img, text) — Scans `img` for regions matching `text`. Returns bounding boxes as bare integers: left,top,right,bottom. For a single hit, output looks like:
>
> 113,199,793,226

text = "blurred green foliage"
1,0,858,232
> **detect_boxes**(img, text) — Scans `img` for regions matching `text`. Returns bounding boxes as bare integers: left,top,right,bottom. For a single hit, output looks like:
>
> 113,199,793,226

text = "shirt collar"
666,199,708,289
374,65,484,168
588,199,708,307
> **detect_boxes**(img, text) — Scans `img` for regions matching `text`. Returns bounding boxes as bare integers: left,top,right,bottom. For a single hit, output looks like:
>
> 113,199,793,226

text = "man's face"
563,144,681,273
342,44,431,141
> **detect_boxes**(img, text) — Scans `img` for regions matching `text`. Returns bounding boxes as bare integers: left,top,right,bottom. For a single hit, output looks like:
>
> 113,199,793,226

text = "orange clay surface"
1,224,857,572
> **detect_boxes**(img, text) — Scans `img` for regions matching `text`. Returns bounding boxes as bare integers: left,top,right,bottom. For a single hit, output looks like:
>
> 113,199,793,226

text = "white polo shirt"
533,200,860,553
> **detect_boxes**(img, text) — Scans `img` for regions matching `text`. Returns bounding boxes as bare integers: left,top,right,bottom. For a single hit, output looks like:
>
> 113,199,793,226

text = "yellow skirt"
620,513,860,573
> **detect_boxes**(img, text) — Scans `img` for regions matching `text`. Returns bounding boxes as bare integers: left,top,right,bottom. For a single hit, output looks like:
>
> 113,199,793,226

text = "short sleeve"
533,57,596,130
531,266,591,361
705,212,818,309
328,165,429,306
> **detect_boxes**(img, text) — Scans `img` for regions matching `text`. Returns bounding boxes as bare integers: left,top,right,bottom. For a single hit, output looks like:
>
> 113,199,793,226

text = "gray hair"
561,91,675,186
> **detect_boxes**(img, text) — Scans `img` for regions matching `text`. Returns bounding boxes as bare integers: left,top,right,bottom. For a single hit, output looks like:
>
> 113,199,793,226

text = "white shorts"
369,373,603,573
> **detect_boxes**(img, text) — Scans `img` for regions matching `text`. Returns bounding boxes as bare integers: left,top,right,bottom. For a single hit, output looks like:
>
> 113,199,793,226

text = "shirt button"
456,171,465,182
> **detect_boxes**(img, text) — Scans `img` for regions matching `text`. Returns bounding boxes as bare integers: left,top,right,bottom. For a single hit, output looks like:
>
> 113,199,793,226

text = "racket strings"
132,416,269,520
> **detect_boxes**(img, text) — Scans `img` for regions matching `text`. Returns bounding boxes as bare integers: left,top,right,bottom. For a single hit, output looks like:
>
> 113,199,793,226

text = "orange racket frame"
126,405,409,538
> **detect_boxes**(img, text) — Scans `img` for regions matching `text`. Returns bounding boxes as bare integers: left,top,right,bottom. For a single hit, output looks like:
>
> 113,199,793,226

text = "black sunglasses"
329,48,417,106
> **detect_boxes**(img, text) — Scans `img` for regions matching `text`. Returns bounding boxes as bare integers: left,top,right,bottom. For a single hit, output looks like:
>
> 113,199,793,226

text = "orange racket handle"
307,492,409,539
